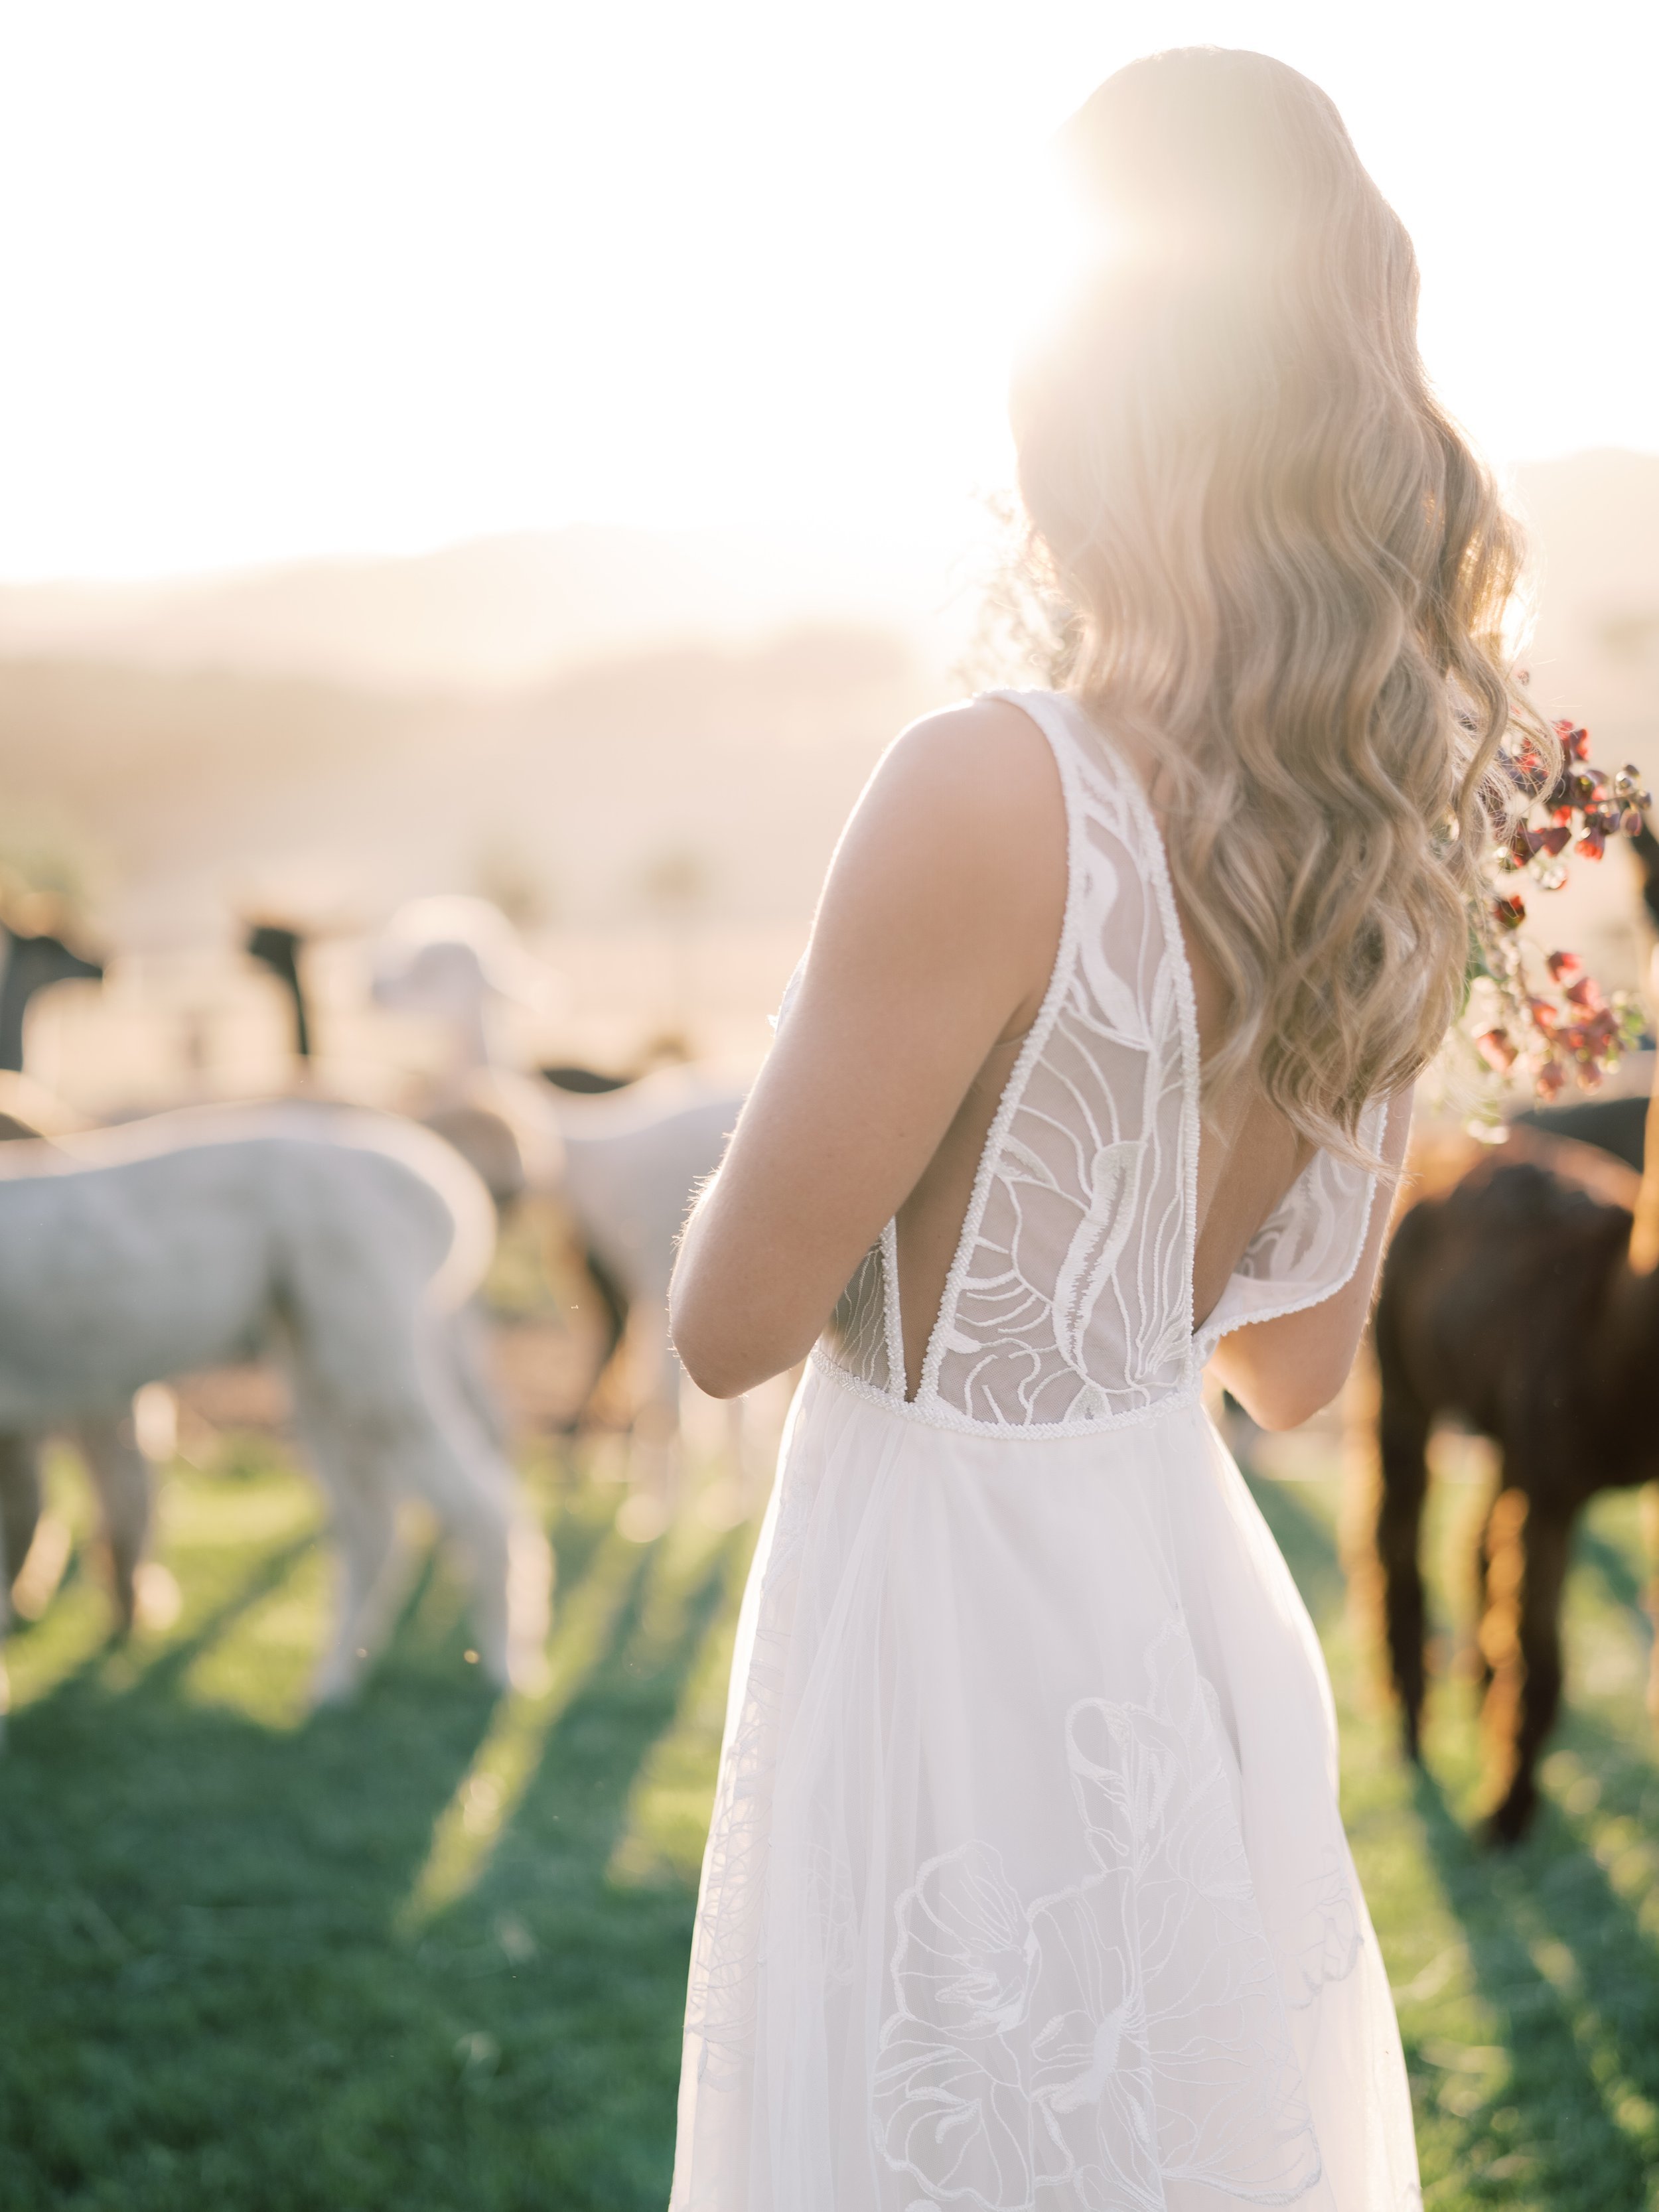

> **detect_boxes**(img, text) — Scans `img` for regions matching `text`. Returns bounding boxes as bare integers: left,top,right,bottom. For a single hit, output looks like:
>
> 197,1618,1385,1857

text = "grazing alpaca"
1374,814,1659,1841
549,1067,748,1432
1372,1131,1659,1842
370,899,746,1442
0,1103,551,1700
0,924,104,1073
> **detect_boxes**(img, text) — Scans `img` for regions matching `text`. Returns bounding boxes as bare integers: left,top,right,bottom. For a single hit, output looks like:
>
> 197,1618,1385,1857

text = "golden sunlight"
0,0,1652,583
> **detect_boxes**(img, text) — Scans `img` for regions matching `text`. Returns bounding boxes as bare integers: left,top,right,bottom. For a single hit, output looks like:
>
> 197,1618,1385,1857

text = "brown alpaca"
1372,1135,1659,1842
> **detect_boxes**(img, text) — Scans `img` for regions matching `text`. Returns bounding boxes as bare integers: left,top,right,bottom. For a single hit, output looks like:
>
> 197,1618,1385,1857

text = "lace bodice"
806,687,1384,1437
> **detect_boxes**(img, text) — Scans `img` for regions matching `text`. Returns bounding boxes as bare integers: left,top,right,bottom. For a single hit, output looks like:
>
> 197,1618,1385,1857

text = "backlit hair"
1011,46,1549,1161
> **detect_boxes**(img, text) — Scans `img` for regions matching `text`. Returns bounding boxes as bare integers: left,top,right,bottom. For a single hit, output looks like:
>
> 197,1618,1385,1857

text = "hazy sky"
0,0,1652,580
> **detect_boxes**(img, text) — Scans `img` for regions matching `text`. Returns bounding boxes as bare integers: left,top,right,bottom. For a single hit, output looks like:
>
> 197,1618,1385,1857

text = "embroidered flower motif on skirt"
872,1627,1325,2209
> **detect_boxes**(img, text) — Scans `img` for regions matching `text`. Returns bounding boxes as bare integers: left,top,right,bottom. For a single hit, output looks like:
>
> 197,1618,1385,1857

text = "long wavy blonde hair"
1011,47,1548,1162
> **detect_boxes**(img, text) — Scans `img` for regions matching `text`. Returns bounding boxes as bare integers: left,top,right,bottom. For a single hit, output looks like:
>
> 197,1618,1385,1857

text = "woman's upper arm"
1206,1086,1413,1431
670,699,1067,1398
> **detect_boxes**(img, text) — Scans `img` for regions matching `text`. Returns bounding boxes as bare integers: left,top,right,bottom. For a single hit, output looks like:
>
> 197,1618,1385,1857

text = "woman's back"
828,689,1384,1431
892,693,1319,1389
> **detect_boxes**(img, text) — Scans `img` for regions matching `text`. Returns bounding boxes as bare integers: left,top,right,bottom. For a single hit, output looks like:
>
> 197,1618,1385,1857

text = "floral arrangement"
1461,719,1651,1118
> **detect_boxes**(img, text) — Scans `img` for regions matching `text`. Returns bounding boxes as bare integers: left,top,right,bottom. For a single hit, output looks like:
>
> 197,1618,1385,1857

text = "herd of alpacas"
0,901,745,1726
7,881,1659,1845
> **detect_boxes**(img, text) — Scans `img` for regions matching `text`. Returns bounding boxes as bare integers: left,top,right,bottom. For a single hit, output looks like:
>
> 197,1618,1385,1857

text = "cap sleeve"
1195,1096,1388,1355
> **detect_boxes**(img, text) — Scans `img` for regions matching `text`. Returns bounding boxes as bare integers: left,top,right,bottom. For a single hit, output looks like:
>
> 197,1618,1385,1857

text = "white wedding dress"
670,689,1421,2210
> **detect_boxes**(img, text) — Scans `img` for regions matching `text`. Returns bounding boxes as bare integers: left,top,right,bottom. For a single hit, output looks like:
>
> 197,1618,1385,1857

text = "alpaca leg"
76,1413,153,1637
420,1311,551,1685
565,1240,629,1432
1374,1381,1433,1761
582,1246,630,1394
297,1361,540,1694
1643,1482,1659,1733
1473,1488,1502,1698
409,1432,516,1687
0,1434,41,1608
291,1402,401,1704
1481,1486,1572,1845
445,1298,511,1456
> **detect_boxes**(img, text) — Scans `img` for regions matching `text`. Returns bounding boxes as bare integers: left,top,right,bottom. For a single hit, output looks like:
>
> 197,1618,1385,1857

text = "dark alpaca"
245,922,312,1060
1373,812,1659,1842
1372,1150,1658,1842
0,926,104,1073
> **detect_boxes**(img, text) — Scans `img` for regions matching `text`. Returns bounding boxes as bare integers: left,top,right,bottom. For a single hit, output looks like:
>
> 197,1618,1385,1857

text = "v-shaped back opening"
889,689,1311,1405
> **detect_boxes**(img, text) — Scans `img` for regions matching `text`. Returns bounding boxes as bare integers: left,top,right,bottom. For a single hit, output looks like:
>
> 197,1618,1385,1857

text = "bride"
667,46,1540,2209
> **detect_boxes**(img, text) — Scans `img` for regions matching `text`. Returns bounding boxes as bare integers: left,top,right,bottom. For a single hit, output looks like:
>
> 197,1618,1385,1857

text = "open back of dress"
671,689,1420,2212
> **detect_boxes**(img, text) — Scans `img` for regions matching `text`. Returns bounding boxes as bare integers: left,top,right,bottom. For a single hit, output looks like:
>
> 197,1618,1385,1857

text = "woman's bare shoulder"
800,696,1067,1036
876,694,1062,811
839,696,1066,896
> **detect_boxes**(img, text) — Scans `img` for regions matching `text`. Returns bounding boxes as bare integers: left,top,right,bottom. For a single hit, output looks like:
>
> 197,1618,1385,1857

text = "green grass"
1253,1469,1659,2210
1,1427,1656,2209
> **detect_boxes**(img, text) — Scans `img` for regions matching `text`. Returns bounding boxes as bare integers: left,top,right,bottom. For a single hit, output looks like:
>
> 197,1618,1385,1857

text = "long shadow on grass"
0,1524,518,2212
1528,1706,1659,2112
129,1529,324,1702
1242,1464,1659,2200
1407,1762,1653,2207
2,1527,323,1756
0,1440,770,2212
394,1524,745,2205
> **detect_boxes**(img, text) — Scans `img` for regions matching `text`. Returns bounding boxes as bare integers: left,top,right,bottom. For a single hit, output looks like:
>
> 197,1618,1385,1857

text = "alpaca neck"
426,997,495,1109
453,995,494,1073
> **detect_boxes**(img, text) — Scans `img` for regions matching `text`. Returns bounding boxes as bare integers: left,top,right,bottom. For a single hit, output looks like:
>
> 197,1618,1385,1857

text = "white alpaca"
549,1067,748,1428
370,900,747,1450
0,1101,551,1701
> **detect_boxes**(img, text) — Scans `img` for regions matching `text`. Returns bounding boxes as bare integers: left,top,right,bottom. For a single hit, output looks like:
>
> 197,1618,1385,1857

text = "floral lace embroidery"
871,1627,1326,2210
813,689,1380,1440
1270,1842,1360,2012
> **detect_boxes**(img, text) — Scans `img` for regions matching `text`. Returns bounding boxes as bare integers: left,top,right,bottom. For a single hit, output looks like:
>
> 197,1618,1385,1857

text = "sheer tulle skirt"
671,1363,1420,2211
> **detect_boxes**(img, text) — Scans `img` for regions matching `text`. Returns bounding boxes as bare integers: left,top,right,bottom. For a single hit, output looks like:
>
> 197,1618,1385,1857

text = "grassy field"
1,1417,1656,2211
